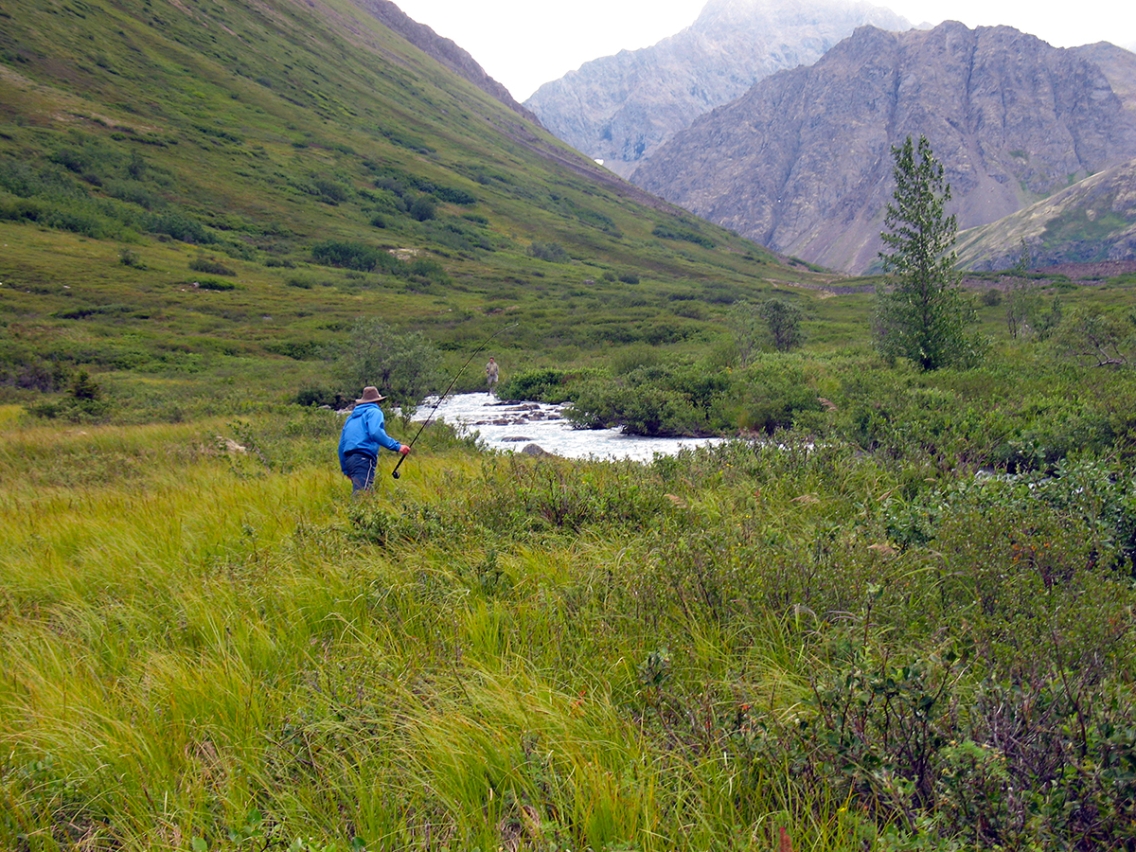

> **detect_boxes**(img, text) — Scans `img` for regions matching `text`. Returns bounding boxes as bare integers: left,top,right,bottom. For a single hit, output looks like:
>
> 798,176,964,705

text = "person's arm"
368,408,403,453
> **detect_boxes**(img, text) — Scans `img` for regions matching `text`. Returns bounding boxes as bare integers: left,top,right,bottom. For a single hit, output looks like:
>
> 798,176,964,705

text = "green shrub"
265,340,323,360
496,368,576,403
567,364,723,437
294,386,346,408
652,224,714,248
571,379,706,436
312,179,349,204
434,186,477,205
409,195,436,221
105,179,163,210
149,212,214,244
119,247,146,269
311,240,390,272
28,369,112,422
193,278,236,291
188,256,236,276
423,219,493,253
527,241,569,263
719,358,820,433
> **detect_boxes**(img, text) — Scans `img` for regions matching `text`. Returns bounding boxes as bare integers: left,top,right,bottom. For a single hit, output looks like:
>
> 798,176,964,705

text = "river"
413,393,724,462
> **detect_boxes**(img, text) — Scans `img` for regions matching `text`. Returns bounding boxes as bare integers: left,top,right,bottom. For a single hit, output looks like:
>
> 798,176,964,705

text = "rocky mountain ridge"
632,22,1136,272
524,0,910,179
956,158,1136,270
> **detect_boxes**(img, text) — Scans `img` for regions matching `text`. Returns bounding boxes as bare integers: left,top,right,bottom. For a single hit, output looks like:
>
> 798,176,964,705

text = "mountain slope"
632,23,1136,273
956,158,1136,270
524,0,910,179
0,0,825,410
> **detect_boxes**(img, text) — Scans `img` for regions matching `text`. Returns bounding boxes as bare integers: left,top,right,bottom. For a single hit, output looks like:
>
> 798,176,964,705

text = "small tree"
726,300,763,367
1005,277,1037,339
70,370,101,401
1011,238,1032,276
335,318,442,416
758,297,804,352
1053,308,1130,368
728,297,805,363
875,135,979,370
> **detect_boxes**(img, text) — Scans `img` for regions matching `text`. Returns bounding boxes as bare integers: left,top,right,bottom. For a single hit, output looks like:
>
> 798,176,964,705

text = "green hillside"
0,0,842,418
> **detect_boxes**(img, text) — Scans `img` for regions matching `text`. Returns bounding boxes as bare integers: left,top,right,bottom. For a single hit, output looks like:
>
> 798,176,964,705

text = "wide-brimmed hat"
356,386,386,404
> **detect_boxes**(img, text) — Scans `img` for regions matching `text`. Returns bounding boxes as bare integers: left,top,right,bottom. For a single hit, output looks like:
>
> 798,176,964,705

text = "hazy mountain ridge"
523,0,911,179
957,158,1136,270
632,22,1136,272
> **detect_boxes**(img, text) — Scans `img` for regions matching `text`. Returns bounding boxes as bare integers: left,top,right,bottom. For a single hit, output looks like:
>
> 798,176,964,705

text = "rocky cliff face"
632,23,1136,273
523,0,910,178
1070,42,1136,117
956,158,1136,270
358,0,538,121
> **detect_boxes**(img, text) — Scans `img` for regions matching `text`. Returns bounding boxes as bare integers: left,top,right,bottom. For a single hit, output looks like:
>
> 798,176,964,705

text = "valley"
3,1,1136,850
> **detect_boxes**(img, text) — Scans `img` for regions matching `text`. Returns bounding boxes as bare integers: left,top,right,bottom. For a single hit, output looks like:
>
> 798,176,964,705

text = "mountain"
632,23,1136,273
1070,42,1136,118
523,0,911,179
0,0,821,408
956,158,1136,270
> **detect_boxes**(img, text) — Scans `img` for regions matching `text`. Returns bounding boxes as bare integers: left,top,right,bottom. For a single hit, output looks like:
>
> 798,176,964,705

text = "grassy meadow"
5,336,1136,850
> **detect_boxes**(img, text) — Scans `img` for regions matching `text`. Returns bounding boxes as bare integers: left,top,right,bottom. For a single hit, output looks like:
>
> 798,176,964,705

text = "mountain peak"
525,0,911,179
632,21,1136,272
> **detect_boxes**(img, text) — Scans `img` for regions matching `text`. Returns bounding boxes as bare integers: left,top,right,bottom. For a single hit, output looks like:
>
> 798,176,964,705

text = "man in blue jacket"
338,386,410,492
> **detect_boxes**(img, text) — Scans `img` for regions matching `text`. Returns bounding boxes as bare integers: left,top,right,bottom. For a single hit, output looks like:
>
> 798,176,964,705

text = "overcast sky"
391,0,1136,101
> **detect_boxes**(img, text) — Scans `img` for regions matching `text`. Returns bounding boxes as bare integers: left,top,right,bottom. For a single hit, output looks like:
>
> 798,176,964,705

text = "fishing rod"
392,322,516,479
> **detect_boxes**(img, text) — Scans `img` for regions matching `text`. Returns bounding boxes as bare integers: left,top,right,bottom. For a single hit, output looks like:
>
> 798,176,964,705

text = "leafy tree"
335,319,442,416
758,297,805,352
875,136,979,370
728,298,805,363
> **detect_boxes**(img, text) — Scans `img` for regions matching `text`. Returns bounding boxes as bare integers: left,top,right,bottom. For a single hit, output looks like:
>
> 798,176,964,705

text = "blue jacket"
338,403,401,471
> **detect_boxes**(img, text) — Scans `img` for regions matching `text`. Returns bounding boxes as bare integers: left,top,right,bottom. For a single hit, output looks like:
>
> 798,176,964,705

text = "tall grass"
0,421,804,849
3,413,1135,850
